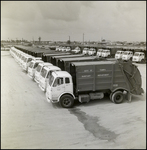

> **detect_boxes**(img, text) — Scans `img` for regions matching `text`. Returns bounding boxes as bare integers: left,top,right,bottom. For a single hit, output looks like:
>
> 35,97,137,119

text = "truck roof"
32,60,43,63
134,52,144,54
39,62,52,66
53,71,71,78
60,56,96,61
52,54,83,58
71,60,116,66
44,65,61,71
117,50,124,52
124,51,133,53
43,52,70,56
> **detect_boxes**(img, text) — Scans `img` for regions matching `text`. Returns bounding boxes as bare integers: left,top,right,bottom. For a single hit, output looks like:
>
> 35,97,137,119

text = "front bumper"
34,76,40,83
39,83,45,92
46,91,58,103
27,72,34,79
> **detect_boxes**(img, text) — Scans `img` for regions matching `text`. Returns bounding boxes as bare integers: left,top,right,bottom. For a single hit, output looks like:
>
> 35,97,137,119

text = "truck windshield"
36,65,42,72
90,49,95,51
49,74,54,86
27,58,32,63
24,58,27,62
134,53,139,56
116,51,120,54
124,52,129,55
29,62,34,68
33,63,39,69
98,49,102,52
41,68,47,78
75,47,80,50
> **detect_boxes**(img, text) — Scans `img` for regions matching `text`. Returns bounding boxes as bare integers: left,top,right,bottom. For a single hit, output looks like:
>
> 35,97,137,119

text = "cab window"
65,77,70,83
34,63,39,68
53,77,63,87
58,77,63,85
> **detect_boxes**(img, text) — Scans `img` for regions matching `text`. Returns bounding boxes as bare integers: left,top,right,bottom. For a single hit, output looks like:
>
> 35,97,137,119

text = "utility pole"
83,33,84,44
39,36,41,44
32,37,34,44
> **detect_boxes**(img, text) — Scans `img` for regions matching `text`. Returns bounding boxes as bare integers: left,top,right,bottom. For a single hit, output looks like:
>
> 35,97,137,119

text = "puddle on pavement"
69,108,118,141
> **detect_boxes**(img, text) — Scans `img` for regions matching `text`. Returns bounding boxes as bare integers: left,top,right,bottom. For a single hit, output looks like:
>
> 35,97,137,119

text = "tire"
141,59,145,63
111,91,124,104
59,95,74,108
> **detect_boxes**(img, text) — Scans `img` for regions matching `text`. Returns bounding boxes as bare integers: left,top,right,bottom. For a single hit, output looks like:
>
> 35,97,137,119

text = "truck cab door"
52,77,65,99
64,77,72,93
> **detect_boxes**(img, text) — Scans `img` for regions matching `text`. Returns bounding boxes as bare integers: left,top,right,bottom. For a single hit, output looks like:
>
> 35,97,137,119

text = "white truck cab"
61,47,66,52
55,46,60,51
27,59,44,79
39,66,61,92
96,49,103,57
71,47,81,54
132,52,145,63
82,48,89,55
65,47,71,52
58,46,63,52
101,49,110,58
20,54,30,67
34,62,53,83
122,51,133,61
46,71,74,105
17,52,24,63
22,55,34,72
115,51,125,59
88,48,96,56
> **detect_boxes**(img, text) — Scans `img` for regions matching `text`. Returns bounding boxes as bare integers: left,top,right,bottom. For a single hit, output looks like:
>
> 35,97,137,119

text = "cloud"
1,1,37,21
80,1,94,7
1,1,146,41
36,1,81,22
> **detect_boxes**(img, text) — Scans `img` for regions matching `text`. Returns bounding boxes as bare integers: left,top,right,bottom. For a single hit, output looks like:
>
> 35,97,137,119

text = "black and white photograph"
1,1,146,149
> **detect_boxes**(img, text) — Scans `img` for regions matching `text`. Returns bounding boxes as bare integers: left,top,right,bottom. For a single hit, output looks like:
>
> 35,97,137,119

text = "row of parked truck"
55,46,146,63
10,46,144,108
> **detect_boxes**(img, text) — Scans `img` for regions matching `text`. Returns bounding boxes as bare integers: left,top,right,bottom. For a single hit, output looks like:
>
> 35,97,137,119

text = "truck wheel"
141,59,145,63
111,91,124,104
59,95,74,108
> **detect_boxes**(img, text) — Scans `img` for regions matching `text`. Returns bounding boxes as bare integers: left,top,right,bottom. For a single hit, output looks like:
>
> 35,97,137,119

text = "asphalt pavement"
1,51,146,149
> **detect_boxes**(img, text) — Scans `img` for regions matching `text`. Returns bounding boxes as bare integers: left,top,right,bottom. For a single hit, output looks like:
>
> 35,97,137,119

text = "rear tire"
111,91,124,104
59,95,74,108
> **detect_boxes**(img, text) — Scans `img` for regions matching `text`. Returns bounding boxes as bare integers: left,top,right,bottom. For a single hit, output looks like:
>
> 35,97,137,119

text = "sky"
1,1,146,42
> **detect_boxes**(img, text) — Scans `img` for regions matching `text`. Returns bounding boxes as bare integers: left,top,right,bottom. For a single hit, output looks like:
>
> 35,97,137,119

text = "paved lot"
1,51,146,149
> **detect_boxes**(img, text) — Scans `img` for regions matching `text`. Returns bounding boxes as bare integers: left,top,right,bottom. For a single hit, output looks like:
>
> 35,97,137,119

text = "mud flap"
124,92,132,103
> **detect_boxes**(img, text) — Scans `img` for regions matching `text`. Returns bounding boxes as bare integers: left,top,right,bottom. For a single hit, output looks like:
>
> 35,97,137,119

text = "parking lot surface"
1,51,146,149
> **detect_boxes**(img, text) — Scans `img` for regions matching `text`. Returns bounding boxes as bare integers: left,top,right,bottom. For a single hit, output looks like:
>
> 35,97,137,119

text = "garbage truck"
46,59,144,108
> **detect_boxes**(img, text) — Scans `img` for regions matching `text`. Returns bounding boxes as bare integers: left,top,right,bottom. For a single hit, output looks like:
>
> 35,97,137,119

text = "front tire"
130,57,132,61
59,95,74,108
111,91,124,104
141,59,145,63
